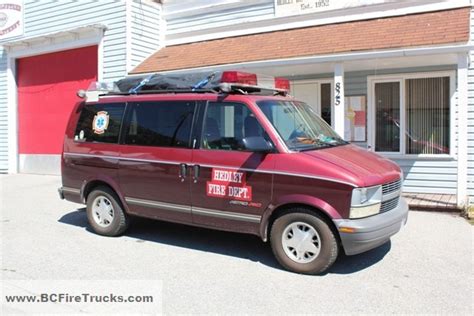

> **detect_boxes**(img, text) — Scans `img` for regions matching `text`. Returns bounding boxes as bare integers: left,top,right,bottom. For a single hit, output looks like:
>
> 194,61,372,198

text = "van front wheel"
86,186,129,237
270,211,339,274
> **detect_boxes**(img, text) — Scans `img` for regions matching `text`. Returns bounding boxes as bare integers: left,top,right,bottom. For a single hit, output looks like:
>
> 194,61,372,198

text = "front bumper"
333,198,409,255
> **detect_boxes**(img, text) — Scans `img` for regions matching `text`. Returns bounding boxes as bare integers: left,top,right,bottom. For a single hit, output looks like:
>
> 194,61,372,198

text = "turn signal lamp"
339,227,356,233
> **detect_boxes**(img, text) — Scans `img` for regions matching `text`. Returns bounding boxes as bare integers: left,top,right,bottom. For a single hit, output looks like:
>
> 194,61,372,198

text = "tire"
86,186,129,236
270,209,339,274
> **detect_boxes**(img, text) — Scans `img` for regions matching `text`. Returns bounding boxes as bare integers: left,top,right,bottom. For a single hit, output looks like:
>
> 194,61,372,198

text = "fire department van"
59,71,408,274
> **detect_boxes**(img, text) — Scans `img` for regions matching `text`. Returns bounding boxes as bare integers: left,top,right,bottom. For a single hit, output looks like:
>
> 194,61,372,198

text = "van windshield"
257,100,348,151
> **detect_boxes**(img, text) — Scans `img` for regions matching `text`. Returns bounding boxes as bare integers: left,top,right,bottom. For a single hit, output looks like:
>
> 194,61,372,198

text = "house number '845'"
335,82,341,106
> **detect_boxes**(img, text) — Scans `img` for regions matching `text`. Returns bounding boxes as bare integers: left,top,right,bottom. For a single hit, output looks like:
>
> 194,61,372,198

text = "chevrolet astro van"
59,71,408,274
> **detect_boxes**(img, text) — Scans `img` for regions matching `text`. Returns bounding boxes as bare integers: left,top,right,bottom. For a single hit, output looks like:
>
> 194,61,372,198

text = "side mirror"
242,136,274,153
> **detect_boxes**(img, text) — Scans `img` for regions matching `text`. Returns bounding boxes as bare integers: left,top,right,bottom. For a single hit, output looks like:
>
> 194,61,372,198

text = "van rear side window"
74,103,125,143
123,101,195,148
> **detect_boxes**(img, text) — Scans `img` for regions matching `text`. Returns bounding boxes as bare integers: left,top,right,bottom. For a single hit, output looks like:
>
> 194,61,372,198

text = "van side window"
124,101,195,148
74,103,125,143
202,102,265,151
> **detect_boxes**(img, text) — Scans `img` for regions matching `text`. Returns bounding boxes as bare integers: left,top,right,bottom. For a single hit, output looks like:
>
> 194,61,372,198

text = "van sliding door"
118,101,196,224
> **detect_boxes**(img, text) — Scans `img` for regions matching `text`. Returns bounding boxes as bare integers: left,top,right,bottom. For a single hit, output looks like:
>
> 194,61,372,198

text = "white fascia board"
164,0,270,19
166,1,470,46
6,32,104,59
164,0,243,18
130,43,474,76
1,24,107,49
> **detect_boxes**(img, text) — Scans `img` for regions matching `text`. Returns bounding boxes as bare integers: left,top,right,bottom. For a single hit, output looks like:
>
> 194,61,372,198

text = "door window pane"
375,82,400,152
124,101,195,148
406,77,450,154
75,103,125,143
320,83,332,125
202,102,265,151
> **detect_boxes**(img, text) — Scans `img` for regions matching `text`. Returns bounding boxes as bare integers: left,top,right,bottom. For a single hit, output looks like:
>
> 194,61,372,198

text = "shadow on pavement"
59,208,390,275
327,241,391,275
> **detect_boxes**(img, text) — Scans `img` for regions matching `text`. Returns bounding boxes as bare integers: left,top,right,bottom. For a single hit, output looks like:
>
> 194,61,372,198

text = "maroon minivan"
59,71,408,274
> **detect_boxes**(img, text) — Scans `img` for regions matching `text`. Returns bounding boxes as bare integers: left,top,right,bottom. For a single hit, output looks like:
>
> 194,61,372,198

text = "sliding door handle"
193,165,200,183
179,163,187,182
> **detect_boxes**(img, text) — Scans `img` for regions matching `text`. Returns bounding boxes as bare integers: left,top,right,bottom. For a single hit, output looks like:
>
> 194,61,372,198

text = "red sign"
206,168,252,202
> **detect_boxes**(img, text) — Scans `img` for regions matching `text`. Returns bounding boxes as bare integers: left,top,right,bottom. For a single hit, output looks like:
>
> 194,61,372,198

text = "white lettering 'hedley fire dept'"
212,169,244,184
206,169,253,202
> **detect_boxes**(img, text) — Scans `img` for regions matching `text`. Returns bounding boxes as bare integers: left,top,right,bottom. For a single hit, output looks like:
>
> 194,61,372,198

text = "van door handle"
193,165,200,183
179,163,187,181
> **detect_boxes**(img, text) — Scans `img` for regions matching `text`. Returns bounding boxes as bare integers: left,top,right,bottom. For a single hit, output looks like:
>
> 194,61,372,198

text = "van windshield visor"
257,100,348,151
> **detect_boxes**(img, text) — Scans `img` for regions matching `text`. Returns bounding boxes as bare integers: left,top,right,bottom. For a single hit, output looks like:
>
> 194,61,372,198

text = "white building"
1,0,474,208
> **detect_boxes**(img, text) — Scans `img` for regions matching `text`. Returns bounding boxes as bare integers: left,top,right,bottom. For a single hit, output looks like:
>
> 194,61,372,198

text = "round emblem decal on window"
92,111,109,134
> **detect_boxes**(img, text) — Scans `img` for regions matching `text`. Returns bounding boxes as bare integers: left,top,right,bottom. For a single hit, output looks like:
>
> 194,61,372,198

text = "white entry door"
291,80,334,127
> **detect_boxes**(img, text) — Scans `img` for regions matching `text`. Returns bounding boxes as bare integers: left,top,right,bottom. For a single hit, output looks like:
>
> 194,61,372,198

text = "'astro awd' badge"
92,111,109,134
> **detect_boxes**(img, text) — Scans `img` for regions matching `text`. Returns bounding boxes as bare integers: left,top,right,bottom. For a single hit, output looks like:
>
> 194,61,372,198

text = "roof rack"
101,88,219,97
78,71,290,102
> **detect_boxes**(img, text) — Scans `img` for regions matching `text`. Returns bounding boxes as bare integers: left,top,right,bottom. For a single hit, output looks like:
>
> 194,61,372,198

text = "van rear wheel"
86,186,129,236
270,210,339,274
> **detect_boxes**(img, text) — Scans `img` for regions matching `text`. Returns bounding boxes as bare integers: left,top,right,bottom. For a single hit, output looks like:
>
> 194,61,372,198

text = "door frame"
6,27,105,173
290,79,335,127
367,77,404,155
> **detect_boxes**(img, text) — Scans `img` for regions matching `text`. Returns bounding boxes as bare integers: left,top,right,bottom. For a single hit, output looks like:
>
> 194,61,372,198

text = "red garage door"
17,45,98,154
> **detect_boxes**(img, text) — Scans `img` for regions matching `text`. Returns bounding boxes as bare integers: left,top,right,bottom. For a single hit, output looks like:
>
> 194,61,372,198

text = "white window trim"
367,70,456,160
290,79,335,127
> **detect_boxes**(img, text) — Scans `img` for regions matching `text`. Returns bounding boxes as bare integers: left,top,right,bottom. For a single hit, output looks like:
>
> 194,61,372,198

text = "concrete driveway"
1,174,473,314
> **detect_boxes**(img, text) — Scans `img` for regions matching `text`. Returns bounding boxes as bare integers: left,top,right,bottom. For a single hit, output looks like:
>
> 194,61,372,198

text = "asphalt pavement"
1,174,473,314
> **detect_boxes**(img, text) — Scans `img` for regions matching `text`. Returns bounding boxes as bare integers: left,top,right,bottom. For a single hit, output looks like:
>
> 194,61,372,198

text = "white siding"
164,0,273,38
130,0,162,70
467,8,474,204
163,0,470,47
0,0,129,172
22,0,127,81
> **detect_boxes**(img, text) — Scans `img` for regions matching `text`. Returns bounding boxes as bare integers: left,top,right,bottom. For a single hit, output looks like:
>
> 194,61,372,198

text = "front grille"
380,197,399,213
382,179,402,195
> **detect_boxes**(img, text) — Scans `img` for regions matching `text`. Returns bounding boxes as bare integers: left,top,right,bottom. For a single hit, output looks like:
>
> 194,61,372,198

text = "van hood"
302,144,401,187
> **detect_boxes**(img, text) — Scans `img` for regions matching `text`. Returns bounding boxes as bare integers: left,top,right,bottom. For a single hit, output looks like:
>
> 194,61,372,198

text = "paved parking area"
1,174,473,314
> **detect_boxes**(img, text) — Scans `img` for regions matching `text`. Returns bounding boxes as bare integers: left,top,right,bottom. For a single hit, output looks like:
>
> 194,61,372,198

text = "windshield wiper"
290,138,349,151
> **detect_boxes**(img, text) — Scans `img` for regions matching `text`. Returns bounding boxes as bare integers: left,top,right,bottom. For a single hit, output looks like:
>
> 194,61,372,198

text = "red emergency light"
221,71,258,85
220,71,290,93
275,77,291,90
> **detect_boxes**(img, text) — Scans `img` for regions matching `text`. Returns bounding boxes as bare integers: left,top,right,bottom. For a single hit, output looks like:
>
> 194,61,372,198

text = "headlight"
350,186,382,219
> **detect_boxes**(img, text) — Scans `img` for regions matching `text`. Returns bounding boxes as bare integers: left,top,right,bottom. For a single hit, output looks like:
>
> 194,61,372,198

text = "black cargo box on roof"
115,72,222,93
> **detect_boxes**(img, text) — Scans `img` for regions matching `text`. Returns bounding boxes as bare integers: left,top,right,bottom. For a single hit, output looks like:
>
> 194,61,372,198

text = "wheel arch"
260,195,343,242
80,178,129,213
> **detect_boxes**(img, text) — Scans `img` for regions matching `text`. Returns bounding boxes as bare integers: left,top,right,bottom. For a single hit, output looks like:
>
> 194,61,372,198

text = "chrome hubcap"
282,222,321,264
91,196,114,228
